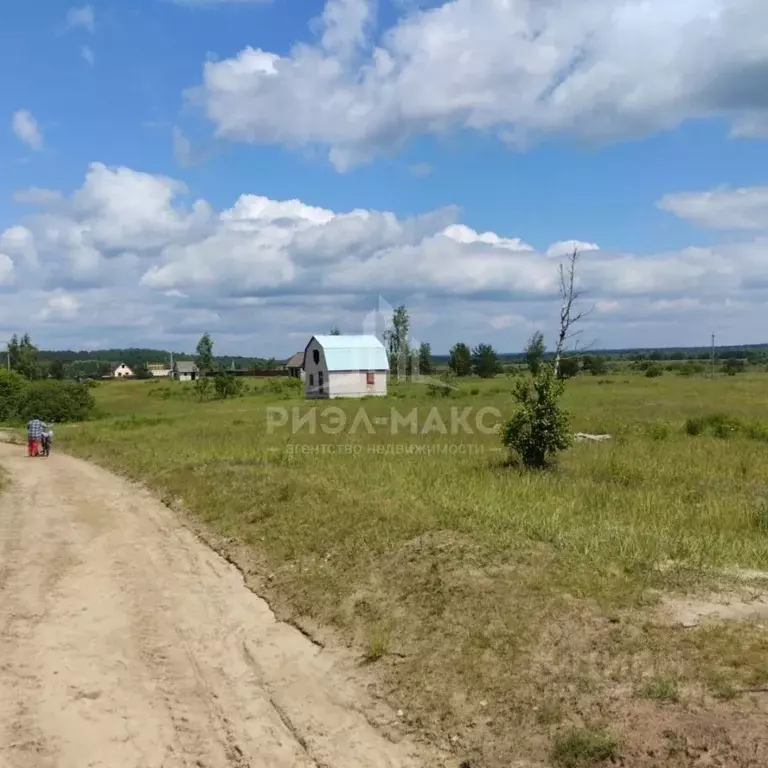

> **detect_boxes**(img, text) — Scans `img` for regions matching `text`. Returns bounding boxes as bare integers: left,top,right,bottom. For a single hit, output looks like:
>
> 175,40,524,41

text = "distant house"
111,363,134,378
303,335,388,399
147,363,171,377
284,351,304,378
173,361,199,381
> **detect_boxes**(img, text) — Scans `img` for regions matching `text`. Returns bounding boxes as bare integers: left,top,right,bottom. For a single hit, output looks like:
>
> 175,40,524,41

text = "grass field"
57,372,768,766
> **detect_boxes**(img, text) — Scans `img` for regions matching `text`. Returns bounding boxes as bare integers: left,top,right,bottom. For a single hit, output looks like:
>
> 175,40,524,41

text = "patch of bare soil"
658,593,768,628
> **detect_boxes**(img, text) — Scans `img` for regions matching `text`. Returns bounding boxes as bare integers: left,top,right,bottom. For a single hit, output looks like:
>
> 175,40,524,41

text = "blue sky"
1,0,767,356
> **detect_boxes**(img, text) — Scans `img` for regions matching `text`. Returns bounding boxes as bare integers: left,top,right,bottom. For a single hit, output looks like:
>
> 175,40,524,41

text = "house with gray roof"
173,361,199,381
303,335,389,399
283,351,304,378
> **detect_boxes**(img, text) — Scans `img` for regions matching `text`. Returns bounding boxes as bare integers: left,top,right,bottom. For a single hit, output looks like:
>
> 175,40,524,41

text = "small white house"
112,363,134,378
303,335,389,399
148,363,171,377
174,361,199,381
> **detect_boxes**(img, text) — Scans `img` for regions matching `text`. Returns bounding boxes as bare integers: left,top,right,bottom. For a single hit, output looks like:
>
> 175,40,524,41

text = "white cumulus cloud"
0,255,14,286
192,0,768,169
658,186,768,231
12,110,43,151
3,162,768,354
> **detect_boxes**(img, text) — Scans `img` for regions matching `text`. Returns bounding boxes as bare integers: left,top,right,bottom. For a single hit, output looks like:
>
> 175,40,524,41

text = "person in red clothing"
27,416,46,457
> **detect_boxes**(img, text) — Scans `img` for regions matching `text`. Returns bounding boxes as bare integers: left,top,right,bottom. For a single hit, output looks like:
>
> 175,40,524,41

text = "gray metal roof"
175,361,198,372
284,351,304,368
306,335,389,372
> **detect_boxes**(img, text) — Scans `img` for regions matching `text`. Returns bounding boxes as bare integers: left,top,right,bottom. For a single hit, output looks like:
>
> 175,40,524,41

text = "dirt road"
0,443,434,768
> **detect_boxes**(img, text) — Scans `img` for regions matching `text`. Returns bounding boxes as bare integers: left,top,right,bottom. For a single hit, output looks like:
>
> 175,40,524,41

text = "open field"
53,373,768,766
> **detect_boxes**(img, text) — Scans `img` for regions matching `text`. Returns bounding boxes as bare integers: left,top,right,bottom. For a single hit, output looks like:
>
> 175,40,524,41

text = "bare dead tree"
552,247,591,378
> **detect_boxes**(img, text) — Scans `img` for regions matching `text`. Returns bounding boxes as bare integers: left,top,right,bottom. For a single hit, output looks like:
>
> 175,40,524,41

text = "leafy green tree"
472,343,502,378
449,342,472,376
48,359,66,380
418,342,433,375
524,331,546,376
384,305,410,379
8,333,42,380
134,363,153,380
195,333,214,373
194,334,215,400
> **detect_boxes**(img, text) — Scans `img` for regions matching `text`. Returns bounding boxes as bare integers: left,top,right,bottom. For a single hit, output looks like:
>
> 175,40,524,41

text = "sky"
1,0,767,357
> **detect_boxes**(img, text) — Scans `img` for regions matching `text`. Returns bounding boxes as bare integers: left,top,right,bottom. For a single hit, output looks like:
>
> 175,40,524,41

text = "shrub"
684,417,704,436
682,413,767,441
722,358,746,376
678,361,704,377
265,376,302,396
426,381,454,398
502,368,571,468
581,355,608,376
557,356,581,379
18,380,95,423
0,368,27,422
214,373,244,399
645,363,664,378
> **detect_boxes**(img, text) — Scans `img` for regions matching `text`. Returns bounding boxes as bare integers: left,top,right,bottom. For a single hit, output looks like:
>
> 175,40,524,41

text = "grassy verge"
60,374,768,766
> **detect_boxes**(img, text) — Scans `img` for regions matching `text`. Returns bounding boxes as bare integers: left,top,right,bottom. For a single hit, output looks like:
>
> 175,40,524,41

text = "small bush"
684,417,704,436
678,361,704,377
645,363,664,378
551,727,620,767
214,373,245,399
264,376,302,396
426,382,454,398
722,358,746,376
0,368,27,421
502,368,571,469
18,380,95,423
684,413,745,439
469,387,480,396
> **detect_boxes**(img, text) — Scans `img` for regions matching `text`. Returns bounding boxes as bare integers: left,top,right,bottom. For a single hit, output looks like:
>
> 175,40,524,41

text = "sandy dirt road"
0,443,435,768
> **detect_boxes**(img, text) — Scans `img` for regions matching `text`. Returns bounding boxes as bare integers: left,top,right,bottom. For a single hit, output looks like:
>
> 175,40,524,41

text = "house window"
309,373,314,386
366,371,375,386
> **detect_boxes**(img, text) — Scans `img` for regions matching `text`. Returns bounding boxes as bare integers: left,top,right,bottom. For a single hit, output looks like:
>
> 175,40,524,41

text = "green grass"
58,373,768,766
551,727,620,767
635,677,680,703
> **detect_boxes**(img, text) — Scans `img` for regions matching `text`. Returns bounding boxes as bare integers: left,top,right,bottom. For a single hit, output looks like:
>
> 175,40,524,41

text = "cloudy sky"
1,0,767,356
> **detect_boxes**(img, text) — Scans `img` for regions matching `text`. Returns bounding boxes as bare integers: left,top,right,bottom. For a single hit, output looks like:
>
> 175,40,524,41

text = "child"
41,426,53,457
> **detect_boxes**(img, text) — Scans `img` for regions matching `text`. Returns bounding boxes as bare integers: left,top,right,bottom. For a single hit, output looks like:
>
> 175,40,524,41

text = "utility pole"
711,333,715,379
